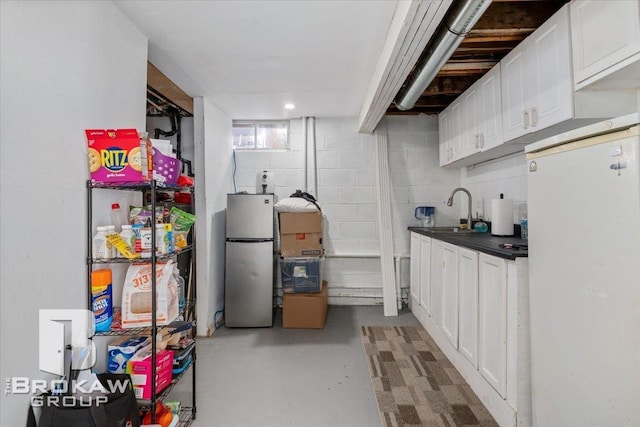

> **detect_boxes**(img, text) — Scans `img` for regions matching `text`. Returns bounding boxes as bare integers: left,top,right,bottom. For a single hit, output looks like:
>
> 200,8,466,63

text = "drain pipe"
394,0,492,111
303,117,308,192
311,117,318,197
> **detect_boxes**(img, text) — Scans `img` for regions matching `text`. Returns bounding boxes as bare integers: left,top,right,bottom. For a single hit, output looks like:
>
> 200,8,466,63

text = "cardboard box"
280,257,323,293
282,281,328,329
126,346,174,400
278,212,323,257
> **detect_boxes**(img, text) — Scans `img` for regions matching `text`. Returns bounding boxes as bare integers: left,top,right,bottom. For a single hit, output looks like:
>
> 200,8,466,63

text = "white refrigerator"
225,193,274,327
525,113,640,426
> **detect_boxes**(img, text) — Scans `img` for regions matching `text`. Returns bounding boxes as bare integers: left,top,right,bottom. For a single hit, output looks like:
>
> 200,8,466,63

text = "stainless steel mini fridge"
225,193,274,327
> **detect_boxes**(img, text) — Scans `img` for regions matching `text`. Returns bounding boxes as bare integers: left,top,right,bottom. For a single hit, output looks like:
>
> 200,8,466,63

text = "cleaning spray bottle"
91,268,113,332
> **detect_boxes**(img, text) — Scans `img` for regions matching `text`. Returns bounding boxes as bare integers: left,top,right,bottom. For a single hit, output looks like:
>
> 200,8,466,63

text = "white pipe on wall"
395,256,402,308
311,117,318,198
302,117,308,192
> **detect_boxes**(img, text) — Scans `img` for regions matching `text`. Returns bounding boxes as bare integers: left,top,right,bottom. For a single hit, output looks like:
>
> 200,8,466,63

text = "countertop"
408,227,528,260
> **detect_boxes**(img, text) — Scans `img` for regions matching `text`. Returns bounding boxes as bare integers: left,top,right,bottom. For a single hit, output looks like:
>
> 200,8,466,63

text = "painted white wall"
234,115,460,304
0,1,147,425
460,154,529,225
193,98,234,335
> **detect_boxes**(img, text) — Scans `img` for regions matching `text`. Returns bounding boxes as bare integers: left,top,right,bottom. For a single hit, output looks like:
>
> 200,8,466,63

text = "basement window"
232,120,289,150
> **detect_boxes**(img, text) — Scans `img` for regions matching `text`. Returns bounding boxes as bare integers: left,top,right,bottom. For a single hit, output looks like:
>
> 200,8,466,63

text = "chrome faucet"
447,187,472,230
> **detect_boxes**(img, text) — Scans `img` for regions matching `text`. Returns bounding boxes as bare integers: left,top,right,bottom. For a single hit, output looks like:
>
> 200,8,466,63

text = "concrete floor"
169,305,420,427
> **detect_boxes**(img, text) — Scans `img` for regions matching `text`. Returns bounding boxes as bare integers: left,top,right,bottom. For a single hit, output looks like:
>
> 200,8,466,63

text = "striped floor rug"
361,326,498,427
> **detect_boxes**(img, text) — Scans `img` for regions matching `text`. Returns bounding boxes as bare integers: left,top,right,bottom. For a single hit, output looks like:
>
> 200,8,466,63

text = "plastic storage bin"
279,257,324,293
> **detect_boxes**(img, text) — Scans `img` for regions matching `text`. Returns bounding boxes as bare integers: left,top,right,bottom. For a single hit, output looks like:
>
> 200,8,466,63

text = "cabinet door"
438,108,451,166
478,64,503,151
461,86,480,158
441,242,459,348
430,239,443,324
571,0,640,87
501,42,529,142
458,247,479,368
478,253,508,397
419,236,431,312
449,99,464,162
410,232,421,305
527,5,572,132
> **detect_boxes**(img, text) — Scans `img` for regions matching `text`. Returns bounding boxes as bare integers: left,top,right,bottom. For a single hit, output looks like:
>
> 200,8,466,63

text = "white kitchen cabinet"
439,98,464,166
409,234,530,427
570,0,640,90
478,64,504,151
458,247,479,368
441,242,459,348
438,108,451,166
429,238,443,324
441,64,503,166
461,84,480,158
410,232,421,305
479,253,508,398
419,235,431,313
501,5,572,142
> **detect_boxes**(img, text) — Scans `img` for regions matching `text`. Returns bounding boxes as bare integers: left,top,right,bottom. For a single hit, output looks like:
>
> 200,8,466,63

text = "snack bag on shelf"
169,207,196,249
121,261,179,328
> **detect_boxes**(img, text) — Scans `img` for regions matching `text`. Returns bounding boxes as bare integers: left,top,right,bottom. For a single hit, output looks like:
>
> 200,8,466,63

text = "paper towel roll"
491,198,514,236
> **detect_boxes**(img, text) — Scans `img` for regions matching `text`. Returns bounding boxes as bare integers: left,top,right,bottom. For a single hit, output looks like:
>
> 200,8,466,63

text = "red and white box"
86,129,150,183
126,346,174,400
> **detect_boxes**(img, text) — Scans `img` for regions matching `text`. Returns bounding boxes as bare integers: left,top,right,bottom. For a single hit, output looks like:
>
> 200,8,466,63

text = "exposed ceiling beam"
357,0,453,133
147,62,194,115
384,0,569,116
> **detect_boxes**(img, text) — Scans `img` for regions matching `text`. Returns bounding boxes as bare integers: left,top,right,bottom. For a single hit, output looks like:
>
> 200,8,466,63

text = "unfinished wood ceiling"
147,62,193,117
387,0,569,115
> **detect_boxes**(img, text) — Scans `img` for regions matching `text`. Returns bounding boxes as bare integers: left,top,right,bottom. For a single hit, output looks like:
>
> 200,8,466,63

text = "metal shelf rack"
86,179,197,425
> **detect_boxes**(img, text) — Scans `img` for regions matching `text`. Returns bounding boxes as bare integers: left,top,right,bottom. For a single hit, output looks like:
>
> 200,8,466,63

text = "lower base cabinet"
441,243,459,348
409,232,531,427
479,253,508,397
459,247,479,368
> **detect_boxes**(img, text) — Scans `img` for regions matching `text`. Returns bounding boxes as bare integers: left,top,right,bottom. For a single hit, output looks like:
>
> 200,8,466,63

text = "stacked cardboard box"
278,211,326,328
278,211,323,258
282,281,328,329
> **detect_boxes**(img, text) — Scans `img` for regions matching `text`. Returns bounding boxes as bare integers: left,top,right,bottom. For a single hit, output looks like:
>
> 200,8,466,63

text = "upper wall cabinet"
439,3,638,168
570,0,640,90
501,5,573,142
439,65,503,167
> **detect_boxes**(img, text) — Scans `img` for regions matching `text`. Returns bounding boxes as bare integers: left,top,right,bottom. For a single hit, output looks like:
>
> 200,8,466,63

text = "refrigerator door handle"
610,161,627,175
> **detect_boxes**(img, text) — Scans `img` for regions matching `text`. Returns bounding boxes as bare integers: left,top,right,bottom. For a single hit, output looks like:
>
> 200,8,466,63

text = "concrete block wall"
235,115,462,305
384,115,461,295
460,153,529,226
315,118,381,304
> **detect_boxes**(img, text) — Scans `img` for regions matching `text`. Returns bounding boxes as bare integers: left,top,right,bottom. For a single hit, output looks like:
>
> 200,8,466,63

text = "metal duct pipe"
394,0,492,111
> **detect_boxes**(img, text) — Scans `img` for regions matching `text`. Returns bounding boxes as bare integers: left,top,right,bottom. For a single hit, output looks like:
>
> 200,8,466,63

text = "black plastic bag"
27,373,139,427
290,190,321,211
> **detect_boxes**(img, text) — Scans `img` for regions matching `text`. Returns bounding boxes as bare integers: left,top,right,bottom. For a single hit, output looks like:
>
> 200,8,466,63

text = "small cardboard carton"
126,346,174,400
282,281,328,329
86,129,148,183
278,211,323,257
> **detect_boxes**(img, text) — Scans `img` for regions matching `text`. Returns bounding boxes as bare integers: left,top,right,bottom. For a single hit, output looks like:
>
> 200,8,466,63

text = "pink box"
86,129,145,183
126,348,174,400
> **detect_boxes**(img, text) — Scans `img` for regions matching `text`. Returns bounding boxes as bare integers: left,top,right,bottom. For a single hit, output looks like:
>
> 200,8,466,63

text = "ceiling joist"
387,0,569,115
